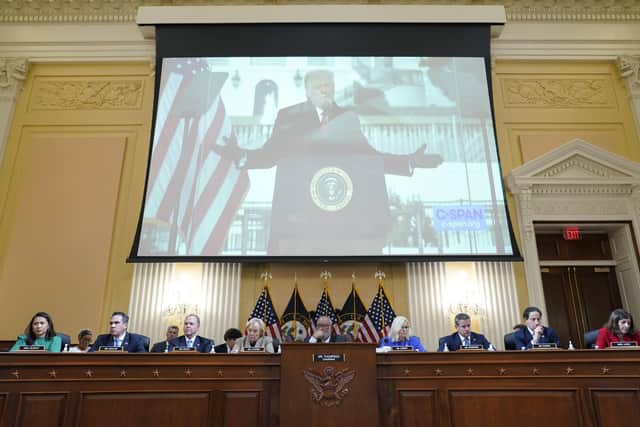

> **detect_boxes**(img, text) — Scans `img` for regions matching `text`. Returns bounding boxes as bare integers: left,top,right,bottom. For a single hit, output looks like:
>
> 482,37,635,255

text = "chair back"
130,333,150,352
583,329,599,349
57,333,71,349
503,332,517,351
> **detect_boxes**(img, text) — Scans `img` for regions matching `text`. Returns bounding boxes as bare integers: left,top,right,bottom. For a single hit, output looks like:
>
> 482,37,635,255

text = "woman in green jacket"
10,312,62,352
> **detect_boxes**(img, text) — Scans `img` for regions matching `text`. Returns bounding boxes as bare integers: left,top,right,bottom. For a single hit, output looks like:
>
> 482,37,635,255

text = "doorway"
536,229,623,348
540,266,621,348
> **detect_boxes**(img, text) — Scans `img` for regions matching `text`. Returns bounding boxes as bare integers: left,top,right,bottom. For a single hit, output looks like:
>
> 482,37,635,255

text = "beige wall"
0,62,154,339
492,60,640,313
1,59,639,340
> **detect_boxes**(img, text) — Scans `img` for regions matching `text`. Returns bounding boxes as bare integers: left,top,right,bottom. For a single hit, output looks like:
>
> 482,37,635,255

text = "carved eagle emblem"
303,366,356,407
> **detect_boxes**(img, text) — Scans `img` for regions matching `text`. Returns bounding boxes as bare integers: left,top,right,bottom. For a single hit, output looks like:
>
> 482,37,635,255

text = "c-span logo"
310,167,353,212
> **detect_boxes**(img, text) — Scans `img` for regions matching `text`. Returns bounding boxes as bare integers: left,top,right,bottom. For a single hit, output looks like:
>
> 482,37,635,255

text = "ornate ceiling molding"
1,0,640,24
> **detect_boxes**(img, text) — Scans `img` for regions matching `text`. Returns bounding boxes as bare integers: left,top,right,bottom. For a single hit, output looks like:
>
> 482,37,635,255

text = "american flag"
142,58,249,255
311,288,341,336
248,286,282,342
360,284,397,343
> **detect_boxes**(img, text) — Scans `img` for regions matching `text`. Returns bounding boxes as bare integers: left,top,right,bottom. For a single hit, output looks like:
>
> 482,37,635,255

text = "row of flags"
248,282,397,343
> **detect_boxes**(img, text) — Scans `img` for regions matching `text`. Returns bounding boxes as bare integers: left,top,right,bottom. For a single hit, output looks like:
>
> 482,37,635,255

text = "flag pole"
320,270,333,333
293,273,298,341
260,271,272,324
351,272,359,342
375,270,386,337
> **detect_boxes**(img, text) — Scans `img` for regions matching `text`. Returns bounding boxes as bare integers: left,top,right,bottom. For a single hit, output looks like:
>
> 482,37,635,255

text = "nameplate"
610,341,638,348
18,345,45,351
461,344,484,350
313,353,345,362
532,343,558,349
172,347,196,352
391,346,415,351
98,346,123,352
243,347,265,352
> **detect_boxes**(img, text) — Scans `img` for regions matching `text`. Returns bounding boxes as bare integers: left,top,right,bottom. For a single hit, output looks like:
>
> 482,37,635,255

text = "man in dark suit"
305,316,347,343
513,306,560,350
89,312,147,353
169,314,213,353
215,69,442,255
150,325,179,353
213,328,242,353
437,313,493,351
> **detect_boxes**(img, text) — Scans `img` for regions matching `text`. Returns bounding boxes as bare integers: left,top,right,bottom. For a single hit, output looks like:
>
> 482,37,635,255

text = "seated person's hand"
313,329,326,340
410,144,444,169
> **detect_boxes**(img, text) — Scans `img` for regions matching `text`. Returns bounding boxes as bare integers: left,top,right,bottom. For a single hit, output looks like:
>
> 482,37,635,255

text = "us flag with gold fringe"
360,284,396,343
248,286,282,342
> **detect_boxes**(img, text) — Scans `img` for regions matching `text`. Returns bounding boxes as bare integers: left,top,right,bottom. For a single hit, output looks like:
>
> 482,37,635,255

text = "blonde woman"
379,316,425,352
232,318,275,353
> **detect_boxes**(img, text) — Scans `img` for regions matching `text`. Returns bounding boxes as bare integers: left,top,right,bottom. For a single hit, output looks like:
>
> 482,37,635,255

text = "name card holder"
610,341,638,348
461,344,484,350
313,353,345,362
391,346,415,352
172,347,197,352
18,345,45,352
243,347,265,352
98,346,123,352
532,343,558,349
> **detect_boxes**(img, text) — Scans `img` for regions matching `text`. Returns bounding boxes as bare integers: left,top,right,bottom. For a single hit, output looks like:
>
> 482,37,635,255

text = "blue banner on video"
433,206,487,232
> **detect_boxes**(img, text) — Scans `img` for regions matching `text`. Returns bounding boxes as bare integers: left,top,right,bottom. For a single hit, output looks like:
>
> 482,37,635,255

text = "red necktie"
320,111,328,127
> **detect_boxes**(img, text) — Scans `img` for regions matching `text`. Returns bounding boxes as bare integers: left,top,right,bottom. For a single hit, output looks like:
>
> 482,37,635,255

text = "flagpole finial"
260,271,272,282
320,270,332,282
375,270,386,282
351,272,356,283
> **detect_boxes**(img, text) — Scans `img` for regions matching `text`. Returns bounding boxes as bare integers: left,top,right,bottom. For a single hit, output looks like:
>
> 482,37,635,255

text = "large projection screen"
130,23,521,261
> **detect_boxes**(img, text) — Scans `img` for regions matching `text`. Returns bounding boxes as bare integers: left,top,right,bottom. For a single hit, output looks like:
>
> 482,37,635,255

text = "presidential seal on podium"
310,167,354,212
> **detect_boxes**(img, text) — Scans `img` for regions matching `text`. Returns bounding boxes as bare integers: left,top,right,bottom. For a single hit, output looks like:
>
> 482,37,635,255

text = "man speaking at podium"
216,69,442,255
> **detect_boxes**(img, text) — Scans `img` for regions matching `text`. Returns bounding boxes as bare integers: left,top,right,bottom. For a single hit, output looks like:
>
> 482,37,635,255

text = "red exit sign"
563,227,581,240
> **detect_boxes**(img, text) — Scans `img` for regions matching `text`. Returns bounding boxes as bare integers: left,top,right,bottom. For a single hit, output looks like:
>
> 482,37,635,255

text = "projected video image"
138,56,513,257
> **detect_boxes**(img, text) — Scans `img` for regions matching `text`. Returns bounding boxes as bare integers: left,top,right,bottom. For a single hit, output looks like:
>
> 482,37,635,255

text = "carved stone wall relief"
502,78,612,108
31,79,144,110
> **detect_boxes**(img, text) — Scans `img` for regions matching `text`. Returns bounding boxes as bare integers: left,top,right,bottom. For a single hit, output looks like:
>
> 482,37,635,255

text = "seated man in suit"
89,312,147,353
150,325,179,353
437,313,493,351
169,314,213,353
305,316,347,343
213,328,242,353
514,306,560,350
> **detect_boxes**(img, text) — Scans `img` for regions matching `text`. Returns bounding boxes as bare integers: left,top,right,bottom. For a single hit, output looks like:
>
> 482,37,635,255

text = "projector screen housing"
129,20,521,262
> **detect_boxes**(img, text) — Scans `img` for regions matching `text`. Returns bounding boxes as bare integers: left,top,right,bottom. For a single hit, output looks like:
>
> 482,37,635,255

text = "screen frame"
128,22,522,263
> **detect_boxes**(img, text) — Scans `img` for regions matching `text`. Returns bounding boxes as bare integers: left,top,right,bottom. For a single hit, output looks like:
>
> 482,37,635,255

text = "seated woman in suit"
379,316,426,352
595,308,640,349
10,312,62,352
232,318,275,353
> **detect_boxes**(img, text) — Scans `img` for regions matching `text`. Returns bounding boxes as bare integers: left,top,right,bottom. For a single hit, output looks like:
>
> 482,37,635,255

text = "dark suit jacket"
437,332,491,352
513,326,560,350
304,333,348,343
244,100,416,254
169,335,213,353
150,340,170,353
213,343,231,353
89,332,147,353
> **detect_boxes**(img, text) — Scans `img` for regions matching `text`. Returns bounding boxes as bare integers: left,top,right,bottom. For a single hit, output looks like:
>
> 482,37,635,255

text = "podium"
279,343,379,427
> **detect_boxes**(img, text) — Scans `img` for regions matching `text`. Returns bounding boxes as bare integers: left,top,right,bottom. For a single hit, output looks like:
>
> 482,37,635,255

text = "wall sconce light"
231,69,241,88
293,69,303,88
